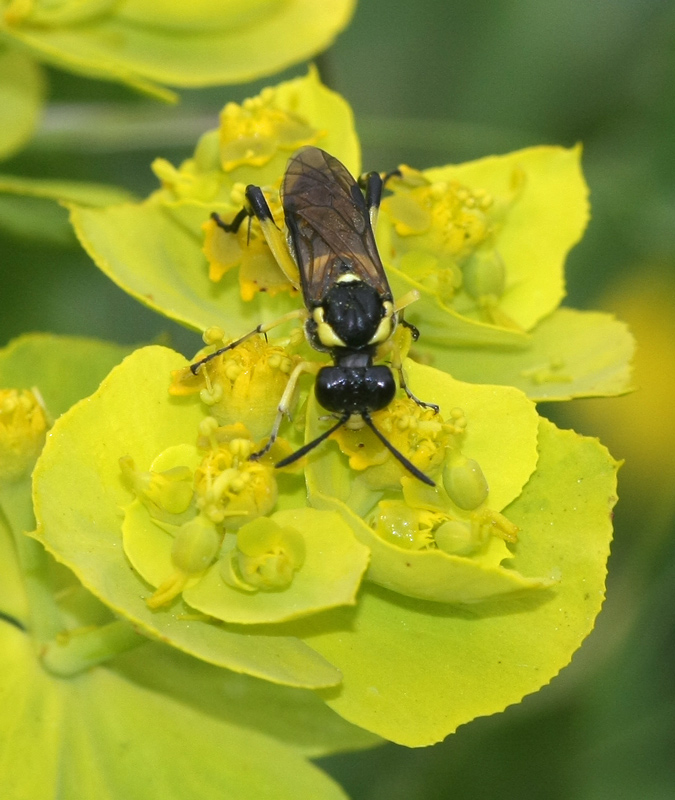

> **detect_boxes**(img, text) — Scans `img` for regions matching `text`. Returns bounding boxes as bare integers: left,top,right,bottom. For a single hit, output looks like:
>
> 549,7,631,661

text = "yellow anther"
228,438,253,460
199,382,224,406
198,416,220,437
221,361,240,381
203,326,225,345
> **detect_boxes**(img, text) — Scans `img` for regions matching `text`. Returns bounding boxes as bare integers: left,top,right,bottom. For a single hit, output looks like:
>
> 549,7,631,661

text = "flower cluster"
26,72,627,752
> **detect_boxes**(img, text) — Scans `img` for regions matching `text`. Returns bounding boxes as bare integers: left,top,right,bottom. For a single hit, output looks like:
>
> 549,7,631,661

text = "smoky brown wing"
282,147,392,306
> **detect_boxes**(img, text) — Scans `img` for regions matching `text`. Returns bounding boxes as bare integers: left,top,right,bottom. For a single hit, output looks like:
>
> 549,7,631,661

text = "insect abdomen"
315,365,396,414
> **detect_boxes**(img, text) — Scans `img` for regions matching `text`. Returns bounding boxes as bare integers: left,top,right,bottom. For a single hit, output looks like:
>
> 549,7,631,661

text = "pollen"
0,388,49,483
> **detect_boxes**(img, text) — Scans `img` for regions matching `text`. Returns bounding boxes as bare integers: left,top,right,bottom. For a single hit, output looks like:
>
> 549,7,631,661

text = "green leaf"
0,169,137,242
0,46,44,159
420,307,636,400
31,345,342,688
0,194,74,243
282,419,618,745
0,625,351,800
2,0,355,100
113,639,381,758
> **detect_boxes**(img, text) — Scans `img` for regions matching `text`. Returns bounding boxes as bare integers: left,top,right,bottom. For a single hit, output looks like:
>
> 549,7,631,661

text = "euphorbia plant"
1,68,630,798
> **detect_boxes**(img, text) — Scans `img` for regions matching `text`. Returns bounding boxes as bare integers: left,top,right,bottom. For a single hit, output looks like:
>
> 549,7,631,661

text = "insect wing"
282,147,392,306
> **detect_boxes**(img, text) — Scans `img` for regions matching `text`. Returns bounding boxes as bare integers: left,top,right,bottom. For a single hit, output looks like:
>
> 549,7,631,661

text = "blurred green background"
2,1,674,797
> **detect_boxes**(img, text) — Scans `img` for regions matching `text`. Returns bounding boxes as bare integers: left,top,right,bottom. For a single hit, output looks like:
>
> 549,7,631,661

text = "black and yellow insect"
191,146,437,485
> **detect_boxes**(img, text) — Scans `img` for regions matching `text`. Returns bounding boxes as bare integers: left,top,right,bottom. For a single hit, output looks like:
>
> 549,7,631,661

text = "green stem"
41,619,145,678
0,478,63,643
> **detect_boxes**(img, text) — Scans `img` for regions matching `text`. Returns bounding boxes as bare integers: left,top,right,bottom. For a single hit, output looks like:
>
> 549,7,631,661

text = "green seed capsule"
443,456,489,510
171,515,221,575
434,519,481,556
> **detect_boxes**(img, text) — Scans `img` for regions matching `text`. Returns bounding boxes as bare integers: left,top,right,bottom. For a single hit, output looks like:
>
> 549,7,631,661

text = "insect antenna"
274,414,350,469
362,411,435,487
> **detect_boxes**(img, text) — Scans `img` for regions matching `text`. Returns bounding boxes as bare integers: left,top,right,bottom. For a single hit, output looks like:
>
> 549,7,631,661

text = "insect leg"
362,411,435,486
190,308,308,375
390,321,440,414
394,289,420,314
359,167,402,229
244,185,301,287
274,413,350,469
211,208,249,233
249,360,321,460
400,318,420,341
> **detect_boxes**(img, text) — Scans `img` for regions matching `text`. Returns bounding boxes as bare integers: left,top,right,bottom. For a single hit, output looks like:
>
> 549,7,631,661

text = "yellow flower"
0,388,48,483
193,423,278,527
332,398,466,489
170,334,302,442
202,190,298,301
119,455,194,521
146,513,222,608
219,88,323,171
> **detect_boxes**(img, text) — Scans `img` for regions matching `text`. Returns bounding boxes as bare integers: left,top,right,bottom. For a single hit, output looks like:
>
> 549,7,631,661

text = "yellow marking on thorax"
368,301,395,345
312,307,347,348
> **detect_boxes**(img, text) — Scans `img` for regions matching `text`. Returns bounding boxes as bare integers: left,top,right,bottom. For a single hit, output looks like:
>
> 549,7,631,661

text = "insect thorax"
306,277,395,352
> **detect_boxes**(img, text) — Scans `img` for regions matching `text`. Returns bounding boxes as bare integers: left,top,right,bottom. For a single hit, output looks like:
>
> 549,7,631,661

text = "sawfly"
191,146,438,485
